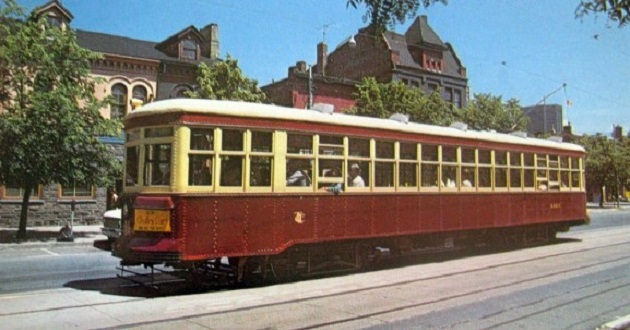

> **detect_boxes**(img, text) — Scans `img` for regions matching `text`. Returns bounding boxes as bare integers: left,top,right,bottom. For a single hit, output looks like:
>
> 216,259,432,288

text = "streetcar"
110,99,587,283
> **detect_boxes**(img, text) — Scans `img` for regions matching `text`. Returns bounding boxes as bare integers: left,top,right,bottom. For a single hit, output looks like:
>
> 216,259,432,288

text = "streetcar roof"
128,99,585,153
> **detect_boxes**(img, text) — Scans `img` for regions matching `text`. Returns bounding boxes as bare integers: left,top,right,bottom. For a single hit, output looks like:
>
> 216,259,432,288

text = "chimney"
200,24,219,59
316,42,328,75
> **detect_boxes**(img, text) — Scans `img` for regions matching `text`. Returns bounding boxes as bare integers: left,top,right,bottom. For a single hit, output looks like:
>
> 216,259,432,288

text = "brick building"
0,0,220,227
263,16,468,112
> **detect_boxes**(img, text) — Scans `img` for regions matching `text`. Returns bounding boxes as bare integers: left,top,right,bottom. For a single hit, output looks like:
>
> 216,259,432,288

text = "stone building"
263,16,468,112
0,0,220,227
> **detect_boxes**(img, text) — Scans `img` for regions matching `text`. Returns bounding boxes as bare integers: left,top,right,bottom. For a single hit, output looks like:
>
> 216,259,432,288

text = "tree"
576,0,630,27
0,0,119,239
346,0,447,32
188,55,266,102
456,93,529,133
347,77,455,125
577,134,630,207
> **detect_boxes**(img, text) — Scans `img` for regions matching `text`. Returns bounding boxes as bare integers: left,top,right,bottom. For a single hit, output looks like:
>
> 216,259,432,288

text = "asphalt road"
0,209,629,329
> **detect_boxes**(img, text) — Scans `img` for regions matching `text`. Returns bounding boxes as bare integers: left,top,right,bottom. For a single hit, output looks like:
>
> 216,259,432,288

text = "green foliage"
347,0,447,32
456,93,529,133
577,134,630,205
0,0,118,238
347,77,454,126
188,55,266,103
576,0,630,27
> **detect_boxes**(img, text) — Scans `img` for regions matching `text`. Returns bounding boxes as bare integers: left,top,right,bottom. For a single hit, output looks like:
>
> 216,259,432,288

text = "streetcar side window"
441,146,458,189
144,144,171,186
219,129,245,188
375,141,395,187
478,149,491,189
399,143,417,188
189,128,215,187
347,138,370,188
570,157,581,190
461,148,476,189
126,146,139,186
536,154,548,191
509,152,522,189
220,156,243,186
421,144,439,188
495,151,508,189
250,131,273,187
287,134,314,189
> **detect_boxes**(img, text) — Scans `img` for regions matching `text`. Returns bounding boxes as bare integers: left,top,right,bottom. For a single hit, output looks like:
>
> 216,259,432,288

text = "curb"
598,314,630,330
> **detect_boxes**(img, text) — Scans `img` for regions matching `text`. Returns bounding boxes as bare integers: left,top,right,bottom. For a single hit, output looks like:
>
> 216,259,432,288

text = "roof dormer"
33,0,73,31
155,26,205,61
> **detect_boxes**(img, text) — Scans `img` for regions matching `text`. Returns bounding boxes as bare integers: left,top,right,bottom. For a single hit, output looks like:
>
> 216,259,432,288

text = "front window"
182,39,198,60
144,144,172,186
111,84,127,119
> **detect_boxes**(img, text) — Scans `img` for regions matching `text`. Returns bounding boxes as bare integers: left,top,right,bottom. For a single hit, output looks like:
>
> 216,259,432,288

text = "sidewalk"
0,225,106,248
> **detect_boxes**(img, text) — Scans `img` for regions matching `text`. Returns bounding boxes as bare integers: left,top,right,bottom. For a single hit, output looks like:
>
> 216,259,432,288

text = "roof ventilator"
449,121,468,131
389,113,409,124
311,103,334,115
510,131,528,138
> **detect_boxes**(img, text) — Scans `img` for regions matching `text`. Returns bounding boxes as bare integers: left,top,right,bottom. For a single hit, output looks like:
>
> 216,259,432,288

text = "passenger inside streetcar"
348,163,365,187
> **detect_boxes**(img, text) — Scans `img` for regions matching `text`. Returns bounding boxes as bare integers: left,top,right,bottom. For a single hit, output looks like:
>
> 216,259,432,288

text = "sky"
16,0,630,135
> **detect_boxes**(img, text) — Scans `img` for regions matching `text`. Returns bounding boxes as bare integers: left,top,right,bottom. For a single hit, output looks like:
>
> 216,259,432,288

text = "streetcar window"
376,141,394,159
144,144,171,186
145,127,173,138
560,156,569,168
347,161,369,188
287,134,313,154
523,153,535,166
319,135,344,155
510,152,522,166
495,151,507,165
222,129,244,151
442,165,457,188
399,163,417,187
442,146,457,163
509,168,522,188
190,128,214,151
461,148,475,164
189,155,213,186
125,146,139,186
251,131,272,152
571,170,580,188
126,129,140,142
220,156,242,186
349,138,370,157
319,159,342,178
250,157,271,187
421,164,439,187
400,143,417,160
495,168,507,188
560,171,570,189
422,145,438,161
478,150,491,164
375,162,394,187
524,169,535,188
287,158,313,187
478,167,491,188
462,166,476,188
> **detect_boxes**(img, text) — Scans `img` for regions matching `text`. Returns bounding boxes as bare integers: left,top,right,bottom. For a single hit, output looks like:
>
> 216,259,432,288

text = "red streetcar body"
113,99,587,276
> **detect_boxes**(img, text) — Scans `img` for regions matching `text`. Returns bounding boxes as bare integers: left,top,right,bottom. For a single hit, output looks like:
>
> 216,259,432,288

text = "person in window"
348,163,365,187
286,160,311,186
192,158,213,185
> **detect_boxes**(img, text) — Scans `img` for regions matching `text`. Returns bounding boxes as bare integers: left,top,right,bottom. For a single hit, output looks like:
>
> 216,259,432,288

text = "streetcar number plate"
134,209,171,232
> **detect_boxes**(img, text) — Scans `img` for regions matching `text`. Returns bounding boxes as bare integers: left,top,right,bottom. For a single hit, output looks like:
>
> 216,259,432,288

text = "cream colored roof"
128,99,585,153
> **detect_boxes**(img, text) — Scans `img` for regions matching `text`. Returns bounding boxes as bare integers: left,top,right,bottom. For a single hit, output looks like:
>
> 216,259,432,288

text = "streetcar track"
3,237,630,328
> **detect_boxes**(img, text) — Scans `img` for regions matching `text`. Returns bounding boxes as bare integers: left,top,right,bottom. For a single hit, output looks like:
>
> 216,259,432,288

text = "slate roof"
76,29,217,64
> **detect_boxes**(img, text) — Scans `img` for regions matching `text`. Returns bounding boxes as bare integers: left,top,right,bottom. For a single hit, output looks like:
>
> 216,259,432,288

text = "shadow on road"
0,228,100,244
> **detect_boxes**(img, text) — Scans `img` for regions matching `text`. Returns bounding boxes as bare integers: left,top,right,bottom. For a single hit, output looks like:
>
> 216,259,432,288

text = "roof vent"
510,131,527,138
311,103,334,115
547,136,563,143
389,113,409,124
449,121,468,131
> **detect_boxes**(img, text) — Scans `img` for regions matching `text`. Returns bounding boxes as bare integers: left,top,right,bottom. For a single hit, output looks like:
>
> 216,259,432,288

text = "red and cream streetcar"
112,99,587,282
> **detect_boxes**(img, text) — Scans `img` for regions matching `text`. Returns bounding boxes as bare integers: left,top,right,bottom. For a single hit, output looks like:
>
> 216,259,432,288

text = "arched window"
111,83,127,119
171,85,193,98
182,39,197,60
132,85,147,102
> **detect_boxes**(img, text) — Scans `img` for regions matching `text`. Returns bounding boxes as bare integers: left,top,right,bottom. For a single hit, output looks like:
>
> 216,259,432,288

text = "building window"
182,39,198,60
132,85,147,103
47,15,61,28
1,182,42,200
111,84,127,119
60,182,95,199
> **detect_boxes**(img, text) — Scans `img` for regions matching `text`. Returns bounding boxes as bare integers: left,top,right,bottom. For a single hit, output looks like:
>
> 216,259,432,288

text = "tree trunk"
599,186,605,208
16,182,33,240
